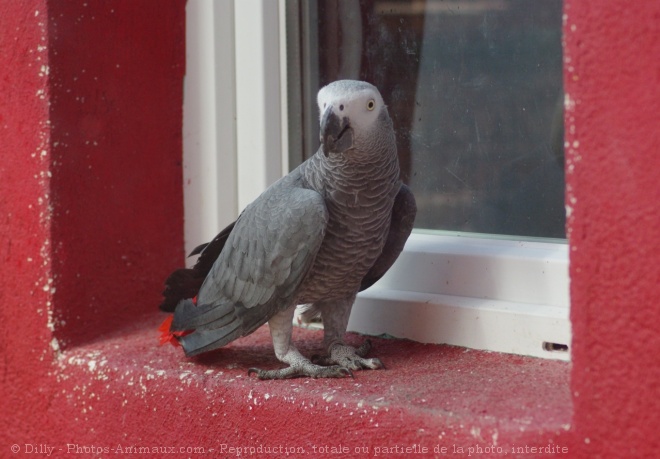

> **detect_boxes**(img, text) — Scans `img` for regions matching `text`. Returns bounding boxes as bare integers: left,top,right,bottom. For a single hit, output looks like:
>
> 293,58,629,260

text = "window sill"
350,287,570,361
52,318,572,453
348,233,571,361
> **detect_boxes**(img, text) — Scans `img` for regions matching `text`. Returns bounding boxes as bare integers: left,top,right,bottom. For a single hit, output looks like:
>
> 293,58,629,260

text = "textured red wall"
564,0,660,457
0,0,186,446
0,0,54,444
1,0,659,457
46,1,185,347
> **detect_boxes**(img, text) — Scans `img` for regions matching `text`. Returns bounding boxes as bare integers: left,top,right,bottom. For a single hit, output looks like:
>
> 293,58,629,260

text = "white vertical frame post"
278,0,290,176
234,0,284,209
183,0,238,261
184,0,286,258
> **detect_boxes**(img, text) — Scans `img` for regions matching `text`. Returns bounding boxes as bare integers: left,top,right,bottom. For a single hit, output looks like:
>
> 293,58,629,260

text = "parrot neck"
320,135,399,181
304,146,401,210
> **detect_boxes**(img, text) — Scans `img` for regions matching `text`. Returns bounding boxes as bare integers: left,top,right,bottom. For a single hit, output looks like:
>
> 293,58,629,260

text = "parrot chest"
297,180,398,302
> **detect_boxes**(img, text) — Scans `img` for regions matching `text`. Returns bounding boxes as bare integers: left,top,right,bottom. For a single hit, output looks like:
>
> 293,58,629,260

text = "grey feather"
167,80,416,368
359,183,417,291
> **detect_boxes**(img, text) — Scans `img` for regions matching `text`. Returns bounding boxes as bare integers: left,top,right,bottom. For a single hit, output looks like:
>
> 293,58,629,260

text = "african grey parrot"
160,80,416,379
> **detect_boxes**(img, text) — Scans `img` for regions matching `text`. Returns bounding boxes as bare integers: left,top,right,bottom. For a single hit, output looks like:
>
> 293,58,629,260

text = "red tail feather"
158,315,192,347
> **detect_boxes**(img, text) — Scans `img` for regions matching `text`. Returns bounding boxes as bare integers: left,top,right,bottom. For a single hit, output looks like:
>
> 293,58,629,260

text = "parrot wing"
171,179,328,356
360,184,417,291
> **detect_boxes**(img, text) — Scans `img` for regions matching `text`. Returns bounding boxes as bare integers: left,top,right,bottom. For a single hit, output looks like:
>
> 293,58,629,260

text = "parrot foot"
248,362,353,380
312,340,384,371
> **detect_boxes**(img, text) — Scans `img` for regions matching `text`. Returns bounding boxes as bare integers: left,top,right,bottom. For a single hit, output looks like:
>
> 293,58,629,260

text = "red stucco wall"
0,0,186,447
1,0,658,458
564,0,660,457
0,0,55,444
46,1,186,347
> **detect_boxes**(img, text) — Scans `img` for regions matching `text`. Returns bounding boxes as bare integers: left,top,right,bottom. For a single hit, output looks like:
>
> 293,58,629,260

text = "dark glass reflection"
302,0,565,238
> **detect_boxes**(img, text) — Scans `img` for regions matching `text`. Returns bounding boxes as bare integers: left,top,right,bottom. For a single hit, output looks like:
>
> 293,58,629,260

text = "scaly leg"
312,296,384,371
248,306,352,380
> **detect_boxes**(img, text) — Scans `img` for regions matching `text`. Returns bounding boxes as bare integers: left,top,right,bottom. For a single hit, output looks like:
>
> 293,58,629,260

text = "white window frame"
183,0,571,361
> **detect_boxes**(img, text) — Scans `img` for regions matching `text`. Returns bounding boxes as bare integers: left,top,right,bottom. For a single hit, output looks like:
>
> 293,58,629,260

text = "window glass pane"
290,0,565,239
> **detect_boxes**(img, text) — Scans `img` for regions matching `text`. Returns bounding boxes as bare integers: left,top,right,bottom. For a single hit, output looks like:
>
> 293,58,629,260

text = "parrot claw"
247,367,263,377
355,339,373,357
340,367,355,378
247,363,353,380
312,340,385,371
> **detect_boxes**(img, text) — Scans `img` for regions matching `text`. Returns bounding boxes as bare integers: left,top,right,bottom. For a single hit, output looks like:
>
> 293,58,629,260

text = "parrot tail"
159,269,204,312
171,298,244,357
159,220,237,312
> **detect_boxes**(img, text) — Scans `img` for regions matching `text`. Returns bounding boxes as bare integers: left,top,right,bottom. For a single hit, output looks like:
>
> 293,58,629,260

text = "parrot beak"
320,106,353,157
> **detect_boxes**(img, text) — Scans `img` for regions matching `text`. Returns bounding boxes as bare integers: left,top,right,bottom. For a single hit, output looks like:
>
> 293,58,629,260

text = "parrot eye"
367,99,375,111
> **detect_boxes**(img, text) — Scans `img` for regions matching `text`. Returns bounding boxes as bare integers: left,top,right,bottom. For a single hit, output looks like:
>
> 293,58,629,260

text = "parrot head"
317,80,387,157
